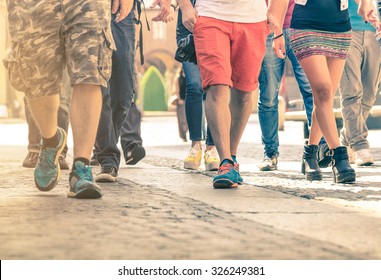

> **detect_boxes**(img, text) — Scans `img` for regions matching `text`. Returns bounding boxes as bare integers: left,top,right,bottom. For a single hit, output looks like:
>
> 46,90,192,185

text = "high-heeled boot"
332,146,356,183
301,141,322,181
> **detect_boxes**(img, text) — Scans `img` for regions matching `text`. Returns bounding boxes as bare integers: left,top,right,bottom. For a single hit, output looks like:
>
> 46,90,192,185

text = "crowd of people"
3,0,380,198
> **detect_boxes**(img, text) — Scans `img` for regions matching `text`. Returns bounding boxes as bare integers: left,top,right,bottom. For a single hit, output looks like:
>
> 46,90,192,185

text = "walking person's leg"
95,9,136,182
257,33,285,171
23,98,42,168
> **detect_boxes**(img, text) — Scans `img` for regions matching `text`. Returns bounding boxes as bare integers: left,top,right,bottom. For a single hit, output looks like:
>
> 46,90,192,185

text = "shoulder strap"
134,0,151,65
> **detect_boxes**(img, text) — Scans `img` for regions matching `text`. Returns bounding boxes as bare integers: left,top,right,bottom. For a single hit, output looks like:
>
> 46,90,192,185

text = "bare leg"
205,85,231,162
229,87,252,156
70,84,102,159
28,95,59,138
299,55,342,148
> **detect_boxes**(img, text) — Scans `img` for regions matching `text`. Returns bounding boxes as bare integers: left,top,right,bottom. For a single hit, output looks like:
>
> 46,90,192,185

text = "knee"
313,84,333,105
259,93,278,109
186,80,203,96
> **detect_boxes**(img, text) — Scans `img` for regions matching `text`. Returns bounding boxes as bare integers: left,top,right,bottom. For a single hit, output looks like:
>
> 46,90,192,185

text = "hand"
266,11,281,33
358,0,378,22
112,0,134,22
153,2,175,23
181,6,198,32
150,0,172,22
272,35,286,59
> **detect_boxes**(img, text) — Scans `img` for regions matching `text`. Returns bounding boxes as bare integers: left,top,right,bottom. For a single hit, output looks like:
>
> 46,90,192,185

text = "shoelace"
28,152,39,160
74,165,93,181
101,166,115,174
37,148,55,167
188,146,201,158
218,163,233,174
205,150,218,160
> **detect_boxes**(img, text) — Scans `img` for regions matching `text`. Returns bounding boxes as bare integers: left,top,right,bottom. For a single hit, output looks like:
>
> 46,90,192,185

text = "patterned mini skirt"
289,29,352,61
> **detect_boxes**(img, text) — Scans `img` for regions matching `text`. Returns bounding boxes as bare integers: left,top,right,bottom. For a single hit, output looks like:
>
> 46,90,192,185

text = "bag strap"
134,0,150,65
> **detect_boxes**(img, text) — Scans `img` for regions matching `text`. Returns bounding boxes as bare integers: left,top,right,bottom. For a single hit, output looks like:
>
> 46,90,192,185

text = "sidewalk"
0,115,380,259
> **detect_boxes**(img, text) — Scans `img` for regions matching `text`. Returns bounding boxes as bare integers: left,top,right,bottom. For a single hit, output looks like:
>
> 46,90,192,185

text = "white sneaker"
257,155,278,171
354,148,374,166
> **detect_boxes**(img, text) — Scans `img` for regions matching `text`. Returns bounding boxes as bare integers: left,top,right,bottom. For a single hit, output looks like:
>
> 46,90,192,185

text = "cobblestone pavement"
0,116,380,260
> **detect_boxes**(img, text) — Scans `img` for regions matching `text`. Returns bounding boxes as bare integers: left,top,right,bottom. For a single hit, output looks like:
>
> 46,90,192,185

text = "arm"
356,0,380,38
112,0,134,22
152,0,178,22
267,0,289,59
356,0,378,22
177,0,198,32
150,0,172,22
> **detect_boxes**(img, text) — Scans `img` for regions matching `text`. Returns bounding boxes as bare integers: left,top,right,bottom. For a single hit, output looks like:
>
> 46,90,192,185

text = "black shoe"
332,146,356,184
301,141,323,181
90,152,99,166
90,157,99,166
22,151,39,168
95,165,118,182
124,143,146,165
317,142,332,168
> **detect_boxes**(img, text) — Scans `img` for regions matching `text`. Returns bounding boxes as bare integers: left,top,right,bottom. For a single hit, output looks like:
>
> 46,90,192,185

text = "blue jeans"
182,61,214,145
95,10,135,168
258,28,313,157
177,6,214,146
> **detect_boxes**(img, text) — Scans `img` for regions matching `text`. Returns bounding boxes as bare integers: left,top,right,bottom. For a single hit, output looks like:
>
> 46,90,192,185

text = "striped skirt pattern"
289,29,352,61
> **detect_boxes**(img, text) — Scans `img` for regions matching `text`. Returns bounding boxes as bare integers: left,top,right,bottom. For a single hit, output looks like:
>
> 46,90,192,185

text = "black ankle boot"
332,146,356,183
301,141,322,181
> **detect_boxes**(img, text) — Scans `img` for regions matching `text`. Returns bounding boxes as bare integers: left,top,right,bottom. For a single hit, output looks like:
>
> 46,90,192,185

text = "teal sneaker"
34,127,67,192
213,160,239,189
232,156,243,185
67,161,102,199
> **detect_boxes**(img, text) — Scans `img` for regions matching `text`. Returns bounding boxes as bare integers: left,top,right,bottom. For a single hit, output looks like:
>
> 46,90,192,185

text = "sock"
42,130,59,148
231,155,237,162
72,157,90,170
220,158,234,166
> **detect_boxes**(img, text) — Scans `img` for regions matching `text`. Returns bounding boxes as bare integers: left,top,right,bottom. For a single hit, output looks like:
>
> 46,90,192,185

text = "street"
0,114,380,259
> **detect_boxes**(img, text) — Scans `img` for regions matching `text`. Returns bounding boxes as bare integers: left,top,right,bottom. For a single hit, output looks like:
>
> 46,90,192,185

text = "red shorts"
194,16,268,92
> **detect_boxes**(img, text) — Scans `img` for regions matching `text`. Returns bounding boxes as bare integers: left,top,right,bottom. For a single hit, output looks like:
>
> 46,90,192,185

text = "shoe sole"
35,128,67,192
305,173,323,181
67,186,102,199
258,166,277,172
95,174,117,183
125,147,146,165
184,162,201,170
334,171,356,184
213,179,238,189
23,163,36,168
356,161,374,167
205,163,219,171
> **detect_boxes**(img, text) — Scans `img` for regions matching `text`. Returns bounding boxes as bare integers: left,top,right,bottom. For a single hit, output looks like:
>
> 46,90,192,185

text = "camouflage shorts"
3,0,115,99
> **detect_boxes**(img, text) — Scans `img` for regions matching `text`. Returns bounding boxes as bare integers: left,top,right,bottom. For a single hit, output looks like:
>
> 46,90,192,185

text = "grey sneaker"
354,148,374,166
34,127,67,191
257,154,278,171
68,161,102,199
95,165,118,182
